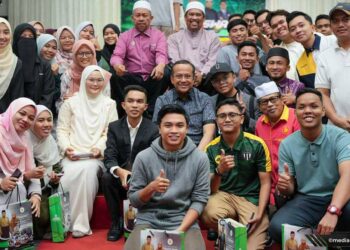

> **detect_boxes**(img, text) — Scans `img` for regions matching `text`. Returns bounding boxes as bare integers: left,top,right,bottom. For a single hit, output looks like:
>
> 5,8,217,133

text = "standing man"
235,41,270,97
168,1,221,88
265,47,304,107
315,3,350,131
287,11,336,88
152,60,216,151
201,98,271,250
111,1,168,114
125,104,210,250
267,9,304,81
269,88,350,244
102,85,159,241
255,81,300,206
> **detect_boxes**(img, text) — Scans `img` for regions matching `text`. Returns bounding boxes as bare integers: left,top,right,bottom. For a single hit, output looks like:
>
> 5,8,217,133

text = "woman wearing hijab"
99,23,120,71
12,23,55,111
0,98,41,217
57,65,118,238
58,39,97,108
29,105,61,240
0,18,24,113
75,21,102,61
29,20,45,37
37,34,61,117
55,26,75,75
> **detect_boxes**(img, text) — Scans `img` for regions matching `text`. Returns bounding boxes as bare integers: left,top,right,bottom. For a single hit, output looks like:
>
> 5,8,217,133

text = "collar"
262,105,289,124
277,77,291,88
305,34,321,55
301,125,326,145
220,131,244,151
173,88,194,102
127,117,143,130
133,27,152,37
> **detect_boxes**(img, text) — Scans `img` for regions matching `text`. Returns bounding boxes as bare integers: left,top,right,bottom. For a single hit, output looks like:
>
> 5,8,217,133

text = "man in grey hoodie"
125,104,210,250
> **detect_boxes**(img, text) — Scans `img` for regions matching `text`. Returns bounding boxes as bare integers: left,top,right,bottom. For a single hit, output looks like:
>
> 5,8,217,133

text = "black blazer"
104,116,159,172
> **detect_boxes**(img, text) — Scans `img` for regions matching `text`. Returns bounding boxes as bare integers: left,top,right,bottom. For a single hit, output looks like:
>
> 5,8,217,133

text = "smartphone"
11,169,22,178
126,174,132,185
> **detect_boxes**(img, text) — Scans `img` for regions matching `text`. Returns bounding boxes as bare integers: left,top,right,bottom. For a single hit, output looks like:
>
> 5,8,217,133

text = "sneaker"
107,221,123,241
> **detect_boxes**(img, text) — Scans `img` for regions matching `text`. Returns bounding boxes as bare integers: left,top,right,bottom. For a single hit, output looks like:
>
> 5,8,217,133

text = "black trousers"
101,172,127,223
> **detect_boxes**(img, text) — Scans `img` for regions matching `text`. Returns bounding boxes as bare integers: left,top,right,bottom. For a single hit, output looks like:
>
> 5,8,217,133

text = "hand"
65,147,79,161
90,36,101,51
151,64,165,80
334,116,350,132
281,91,296,106
116,168,132,189
114,64,127,77
49,171,61,184
236,93,246,113
238,66,250,81
25,166,45,179
247,214,262,235
174,25,180,32
218,149,235,173
317,212,338,235
277,163,293,195
0,177,18,192
51,64,59,75
194,71,203,87
249,25,262,37
91,148,101,158
150,169,170,193
63,93,73,100
246,35,258,44
30,194,41,218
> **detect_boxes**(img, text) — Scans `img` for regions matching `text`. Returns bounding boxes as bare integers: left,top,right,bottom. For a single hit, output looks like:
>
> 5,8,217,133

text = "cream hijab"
68,65,114,152
0,18,18,99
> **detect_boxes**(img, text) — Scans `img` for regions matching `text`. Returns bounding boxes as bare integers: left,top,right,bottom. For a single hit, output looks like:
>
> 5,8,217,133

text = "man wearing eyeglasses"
201,98,271,250
255,81,300,207
152,60,216,151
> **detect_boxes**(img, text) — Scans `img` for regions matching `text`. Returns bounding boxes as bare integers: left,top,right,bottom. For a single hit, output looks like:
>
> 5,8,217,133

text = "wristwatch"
214,167,223,177
327,205,342,216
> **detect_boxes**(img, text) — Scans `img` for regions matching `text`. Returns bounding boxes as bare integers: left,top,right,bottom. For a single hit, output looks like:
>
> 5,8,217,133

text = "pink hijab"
0,98,37,177
69,39,97,94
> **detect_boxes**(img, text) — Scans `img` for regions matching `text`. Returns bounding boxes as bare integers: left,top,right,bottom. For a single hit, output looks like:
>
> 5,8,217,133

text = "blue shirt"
152,88,216,145
278,125,350,196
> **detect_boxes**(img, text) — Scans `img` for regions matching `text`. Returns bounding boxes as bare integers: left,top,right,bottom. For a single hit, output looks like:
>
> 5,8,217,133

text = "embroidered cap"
255,81,280,100
185,2,205,15
133,0,152,13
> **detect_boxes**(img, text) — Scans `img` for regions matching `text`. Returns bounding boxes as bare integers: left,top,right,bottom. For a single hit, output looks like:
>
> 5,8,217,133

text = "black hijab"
12,23,37,82
101,24,120,64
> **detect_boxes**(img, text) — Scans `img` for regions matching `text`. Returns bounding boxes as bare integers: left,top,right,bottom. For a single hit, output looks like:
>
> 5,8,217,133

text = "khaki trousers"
124,224,205,250
201,191,269,250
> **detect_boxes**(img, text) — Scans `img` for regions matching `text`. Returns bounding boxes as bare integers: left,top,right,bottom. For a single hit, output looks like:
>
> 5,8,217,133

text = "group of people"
1,0,350,249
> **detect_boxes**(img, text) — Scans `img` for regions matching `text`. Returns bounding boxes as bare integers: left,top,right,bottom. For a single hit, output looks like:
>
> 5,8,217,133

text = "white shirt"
280,41,304,81
315,43,350,123
110,117,143,178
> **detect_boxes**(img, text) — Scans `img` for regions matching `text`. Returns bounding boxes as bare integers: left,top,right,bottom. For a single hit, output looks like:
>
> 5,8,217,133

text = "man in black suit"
102,85,159,241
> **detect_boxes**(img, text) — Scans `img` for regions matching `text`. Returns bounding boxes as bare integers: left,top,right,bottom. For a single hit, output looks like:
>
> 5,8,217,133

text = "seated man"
168,1,221,88
110,1,168,115
201,98,271,250
206,62,261,133
254,81,300,206
152,60,216,151
235,41,270,97
265,47,304,107
125,104,210,250
269,88,350,244
101,85,159,241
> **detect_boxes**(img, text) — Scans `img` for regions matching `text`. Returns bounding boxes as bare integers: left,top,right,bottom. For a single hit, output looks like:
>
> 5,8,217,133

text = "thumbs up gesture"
277,163,294,195
151,169,170,193
218,149,235,174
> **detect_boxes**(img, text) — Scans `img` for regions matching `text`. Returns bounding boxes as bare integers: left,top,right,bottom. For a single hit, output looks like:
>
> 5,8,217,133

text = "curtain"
8,0,121,40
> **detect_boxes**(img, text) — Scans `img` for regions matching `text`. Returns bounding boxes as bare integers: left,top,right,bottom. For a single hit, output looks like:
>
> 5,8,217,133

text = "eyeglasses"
77,51,93,58
217,112,242,120
173,74,193,80
258,95,280,106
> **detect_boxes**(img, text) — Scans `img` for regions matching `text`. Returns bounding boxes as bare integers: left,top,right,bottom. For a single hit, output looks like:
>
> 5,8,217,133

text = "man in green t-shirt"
201,98,271,250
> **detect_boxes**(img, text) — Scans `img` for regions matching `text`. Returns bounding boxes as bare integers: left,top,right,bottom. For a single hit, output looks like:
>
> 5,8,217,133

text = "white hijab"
0,18,18,99
69,65,114,152
29,105,60,168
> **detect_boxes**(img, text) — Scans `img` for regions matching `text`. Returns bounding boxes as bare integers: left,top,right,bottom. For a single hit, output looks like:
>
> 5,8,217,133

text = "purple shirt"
110,27,168,80
277,77,304,95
